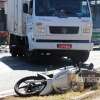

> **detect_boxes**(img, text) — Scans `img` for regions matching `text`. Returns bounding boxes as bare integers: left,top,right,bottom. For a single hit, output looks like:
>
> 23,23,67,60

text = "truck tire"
17,48,24,57
10,46,23,57
70,51,89,64
10,34,28,57
9,34,17,57
10,47,17,57
11,52,17,57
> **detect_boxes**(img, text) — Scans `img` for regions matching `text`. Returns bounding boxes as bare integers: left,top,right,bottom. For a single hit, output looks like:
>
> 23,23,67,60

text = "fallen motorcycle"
14,63,100,96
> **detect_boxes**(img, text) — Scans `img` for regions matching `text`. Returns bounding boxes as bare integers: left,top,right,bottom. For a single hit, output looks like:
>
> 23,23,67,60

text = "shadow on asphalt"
0,55,72,71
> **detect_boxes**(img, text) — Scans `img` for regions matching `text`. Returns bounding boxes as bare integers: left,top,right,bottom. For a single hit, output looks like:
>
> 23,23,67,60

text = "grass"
2,87,100,100
2,83,100,100
2,90,84,100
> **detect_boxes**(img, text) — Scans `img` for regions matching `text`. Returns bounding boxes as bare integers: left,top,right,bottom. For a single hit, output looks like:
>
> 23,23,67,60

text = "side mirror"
23,3,28,13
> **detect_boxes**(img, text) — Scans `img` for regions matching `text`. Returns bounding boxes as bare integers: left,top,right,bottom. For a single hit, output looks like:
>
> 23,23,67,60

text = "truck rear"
7,0,93,63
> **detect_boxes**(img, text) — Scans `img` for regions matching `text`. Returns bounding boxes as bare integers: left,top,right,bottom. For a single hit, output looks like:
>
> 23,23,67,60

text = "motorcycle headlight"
36,23,45,33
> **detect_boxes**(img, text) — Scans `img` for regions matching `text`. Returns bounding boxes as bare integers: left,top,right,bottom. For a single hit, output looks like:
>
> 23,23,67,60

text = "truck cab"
8,0,93,64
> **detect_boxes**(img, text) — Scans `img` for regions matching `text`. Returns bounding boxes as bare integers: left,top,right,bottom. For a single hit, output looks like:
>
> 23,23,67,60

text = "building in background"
0,0,7,9
90,0,100,44
0,0,8,45
0,0,7,31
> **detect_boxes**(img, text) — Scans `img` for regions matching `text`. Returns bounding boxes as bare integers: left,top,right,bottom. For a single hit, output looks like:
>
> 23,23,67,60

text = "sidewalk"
92,96,100,100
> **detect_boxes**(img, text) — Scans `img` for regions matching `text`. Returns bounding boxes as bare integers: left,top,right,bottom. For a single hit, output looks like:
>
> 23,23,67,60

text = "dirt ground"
2,89,100,100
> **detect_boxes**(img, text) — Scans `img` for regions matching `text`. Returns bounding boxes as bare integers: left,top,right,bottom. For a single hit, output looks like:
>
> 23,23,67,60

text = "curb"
70,90,100,100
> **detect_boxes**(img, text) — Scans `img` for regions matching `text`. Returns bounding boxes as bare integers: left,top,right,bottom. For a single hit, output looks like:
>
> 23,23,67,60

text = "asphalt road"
0,49,100,97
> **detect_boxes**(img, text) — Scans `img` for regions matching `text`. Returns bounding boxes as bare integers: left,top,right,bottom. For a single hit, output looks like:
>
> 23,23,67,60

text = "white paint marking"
0,89,15,98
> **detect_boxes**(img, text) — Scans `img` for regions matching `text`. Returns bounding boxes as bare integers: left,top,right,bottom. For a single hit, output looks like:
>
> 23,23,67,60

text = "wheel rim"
17,79,46,95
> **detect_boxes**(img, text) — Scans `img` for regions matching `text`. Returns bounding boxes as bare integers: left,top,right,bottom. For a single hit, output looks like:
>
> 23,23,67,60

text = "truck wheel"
10,48,17,57
12,52,17,57
17,52,23,57
17,48,24,57
70,51,89,64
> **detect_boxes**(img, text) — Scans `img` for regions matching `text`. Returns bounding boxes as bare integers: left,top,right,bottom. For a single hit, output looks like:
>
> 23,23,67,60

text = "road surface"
0,48,100,97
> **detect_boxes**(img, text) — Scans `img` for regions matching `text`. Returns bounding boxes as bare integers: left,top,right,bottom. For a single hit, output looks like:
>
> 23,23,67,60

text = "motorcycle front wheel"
14,75,47,96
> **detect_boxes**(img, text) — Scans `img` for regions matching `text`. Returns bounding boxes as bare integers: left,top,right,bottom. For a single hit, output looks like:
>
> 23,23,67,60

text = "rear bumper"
29,42,93,51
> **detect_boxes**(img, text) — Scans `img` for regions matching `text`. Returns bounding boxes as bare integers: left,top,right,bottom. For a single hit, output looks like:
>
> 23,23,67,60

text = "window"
35,0,90,17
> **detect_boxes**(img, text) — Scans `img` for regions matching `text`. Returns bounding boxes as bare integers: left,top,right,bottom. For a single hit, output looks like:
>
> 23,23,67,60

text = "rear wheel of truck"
10,34,28,57
9,34,17,57
10,47,17,57
17,47,25,57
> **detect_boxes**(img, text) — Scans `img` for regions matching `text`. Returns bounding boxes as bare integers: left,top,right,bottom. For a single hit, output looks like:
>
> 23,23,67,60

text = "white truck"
7,0,93,63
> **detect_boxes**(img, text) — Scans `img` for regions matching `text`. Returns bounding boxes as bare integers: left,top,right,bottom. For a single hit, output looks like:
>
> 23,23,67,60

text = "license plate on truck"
57,44,72,49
